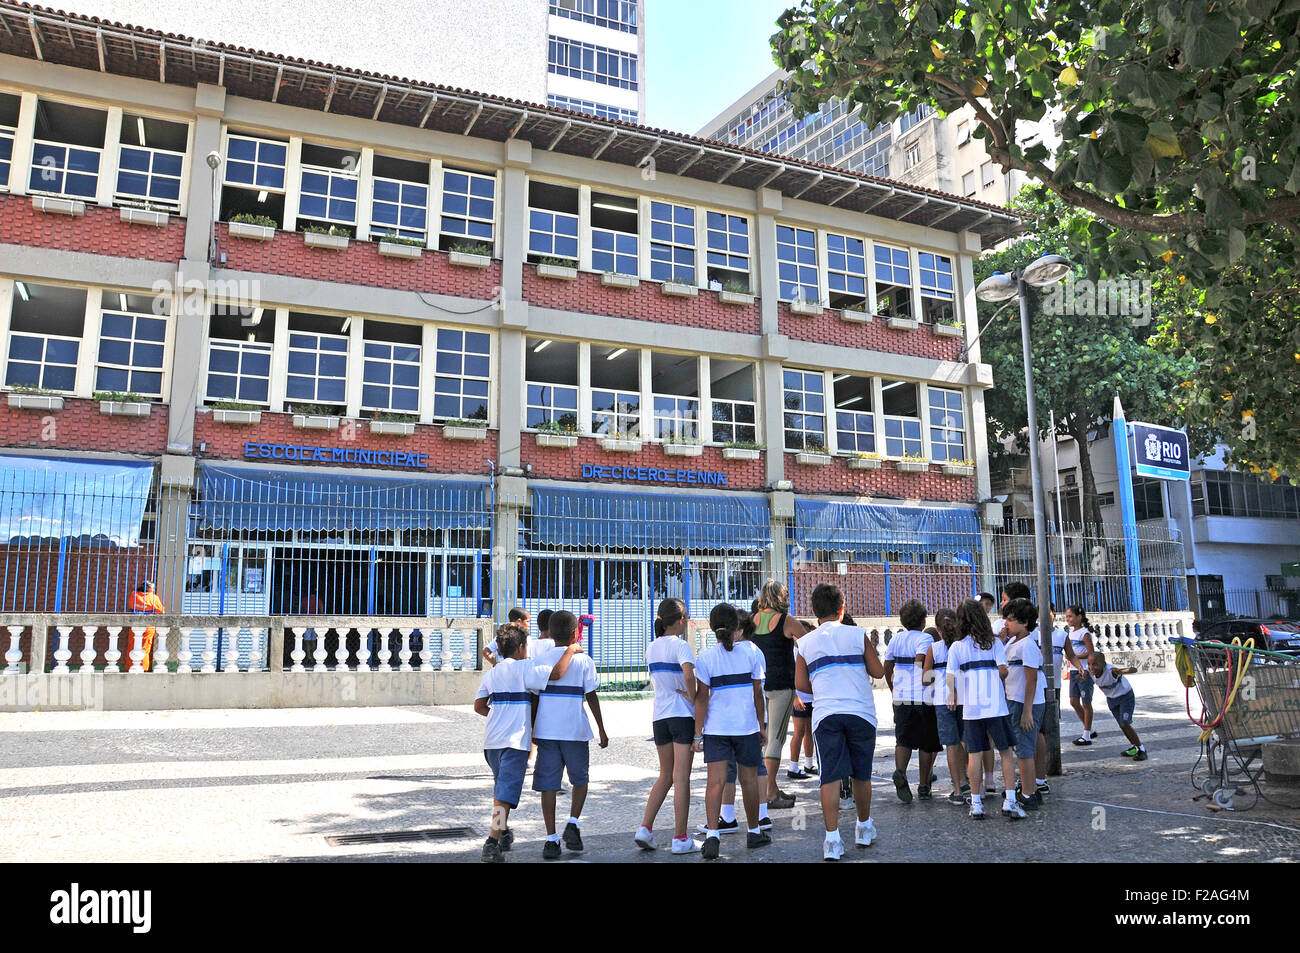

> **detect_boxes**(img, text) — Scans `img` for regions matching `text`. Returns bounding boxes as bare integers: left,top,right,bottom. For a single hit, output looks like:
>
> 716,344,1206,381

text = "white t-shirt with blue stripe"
798,621,877,733
947,635,1009,720
886,629,933,704
1004,634,1046,705
927,639,952,706
533,645,599,742
475,656,554,751
645,635,696,721
695,641,763,737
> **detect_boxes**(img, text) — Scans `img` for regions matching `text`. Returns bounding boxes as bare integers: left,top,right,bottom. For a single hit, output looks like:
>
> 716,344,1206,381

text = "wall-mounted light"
606,347,627,360
533,339,551,353
137,116,147,147
341,317,351,334
15,282,30,302
839,395,863,407
833,373,850,383
256,190,268,203
119,293,129,311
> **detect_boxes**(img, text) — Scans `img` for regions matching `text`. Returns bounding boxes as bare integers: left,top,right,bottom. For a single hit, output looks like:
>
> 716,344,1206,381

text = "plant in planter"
661,273,698,297
373,231,425,259
368,410,420,435
227,213,278,242
230,214,277,228
6,384,65,411
718,279,755,305
535,418,579,448
301,223,352,249
662,432,704,456
289,402,341,429
451,241,491,256
795,438,832,464
598,428,642,452
209,399,262,424
897,451,930,472
442,416,490,440
448,241,493,268
536,256,579,280
600,268,640,288
94,390,151,417
371,231,425,246
934,315,964,336
789,293,826,316
846,451,884,469
941,456,976,476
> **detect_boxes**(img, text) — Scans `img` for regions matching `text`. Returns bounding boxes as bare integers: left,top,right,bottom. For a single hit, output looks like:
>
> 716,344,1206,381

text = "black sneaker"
562,822,584,852
499,828,514,852
1134,749,1148,762
768,791,796,810
1073,735,1092,746
959,782,971,796
1016,792,1042,811
746,830,772,849
481,837,505,863
542,839,562,860
758,816,773,832
1037,781,1051,795
696,818,739,835
702,835,720,860
892,769,913,804
786,766,812,780
917,785,932,800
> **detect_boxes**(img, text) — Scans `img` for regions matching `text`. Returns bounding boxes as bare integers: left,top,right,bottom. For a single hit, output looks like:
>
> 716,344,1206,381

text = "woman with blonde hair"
751,578,810,809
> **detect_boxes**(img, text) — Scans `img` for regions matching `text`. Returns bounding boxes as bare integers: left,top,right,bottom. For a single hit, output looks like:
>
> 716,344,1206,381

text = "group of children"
473,580,1148,862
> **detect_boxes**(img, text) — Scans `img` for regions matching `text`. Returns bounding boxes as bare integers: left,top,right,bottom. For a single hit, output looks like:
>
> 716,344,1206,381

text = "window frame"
439,168,497,247
432,328,492,423
94,307,169,399
782,368,827,452
285,329,349,407
361,338,422,415
204,336,273,407
223,133,288,194
648,201,697,284
873,243,913,318
370,175,430,243
927,386,966,462
5,330,81,394
776,224,820,303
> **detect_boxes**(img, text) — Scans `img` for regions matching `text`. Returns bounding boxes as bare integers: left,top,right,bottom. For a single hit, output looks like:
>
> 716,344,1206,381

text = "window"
981,160,996,188
549,0,639,33
591,344,639,437
651,352,699,441
898,104,932,134
95,292,167,398
649,202,695,283
439,168,496,250
709,359,756,444
705,211,750,286
298,143,359,229
371,155,430,242
527,181,579,264
4,282,85,393
205,303,273,406
918,251,955,325
222,133,288,226
29,100,106,199
834,374,874,453
433,328,491,421
547,36,638,90
547,95,638,123
115,114,187,212
927,387,966,462
1133,478,1165,522
1193,470,1300,519
591,191,638,275
0,92,18,188
881,379,921,457
783,369,825,451
826,232,868,309
285,312,349,408
525,337,579,430
957,121,971,145
962,171,976,196
904,144,921,169
873,244,912,318
776,225,818,303
362,321,421,414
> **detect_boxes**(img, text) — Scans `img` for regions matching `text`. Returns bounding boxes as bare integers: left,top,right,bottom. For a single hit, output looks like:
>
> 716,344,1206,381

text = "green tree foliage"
773,0,1300,479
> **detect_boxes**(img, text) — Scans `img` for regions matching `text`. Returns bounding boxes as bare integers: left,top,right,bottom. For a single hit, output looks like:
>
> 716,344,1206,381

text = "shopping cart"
1173,636,1300,811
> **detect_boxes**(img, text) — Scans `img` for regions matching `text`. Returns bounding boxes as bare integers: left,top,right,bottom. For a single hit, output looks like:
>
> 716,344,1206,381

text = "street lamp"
205,150,222,263
976,253,1071,775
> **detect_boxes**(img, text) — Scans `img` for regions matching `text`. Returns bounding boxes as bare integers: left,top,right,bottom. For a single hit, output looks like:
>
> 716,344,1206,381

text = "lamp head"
205,150,222,170
1022,254,1072,288
975,271,1018,302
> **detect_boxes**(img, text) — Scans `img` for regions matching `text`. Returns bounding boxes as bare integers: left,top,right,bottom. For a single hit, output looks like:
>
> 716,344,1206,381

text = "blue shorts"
1069,671,1095,702
936,703,964,747
725,754,768,785
813,713,877,786
532,738,590,791
652,716,695,746
484,747,529,807
962,715,1016,754
703,732,762,767
1107,690,1136,725
1006,700,1045,759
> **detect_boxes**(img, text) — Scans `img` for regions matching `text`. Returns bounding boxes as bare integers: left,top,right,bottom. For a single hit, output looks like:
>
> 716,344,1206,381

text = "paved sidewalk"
1,672,1297,863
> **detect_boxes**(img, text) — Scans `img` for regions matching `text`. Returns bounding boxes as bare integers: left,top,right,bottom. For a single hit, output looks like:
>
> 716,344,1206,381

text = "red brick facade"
777,301,963,363
194,409,498,475
216,226,502,299
790,563,977,618
0,396,170,455
784,453,977,502
521,435,767,491
523,268,763,335
0,193,186,263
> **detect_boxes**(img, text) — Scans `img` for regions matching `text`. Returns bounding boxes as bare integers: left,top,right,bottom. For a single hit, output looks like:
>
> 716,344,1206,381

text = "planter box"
846,456,882,470
886,316,919,331
789,299,824,317
599,438,642,453
211,408,262,426
120,207,170,227
228,221,276,242
537,262,578,280
535,432,578,449
897,460,930,473
292,414,341,431
662,443,703,457
368,419,416,436
718,289,755,306
31,195,86,217
942,463,975,477
660,281,698,298
934,323,964,337
600,272,640,289
304,231,350,251
722,447,761,461
841,308,873,324
7,393,64,412
795,451,833,466
378,241,423,260
448,250,492,269
99,400,151,418
444,425,488,441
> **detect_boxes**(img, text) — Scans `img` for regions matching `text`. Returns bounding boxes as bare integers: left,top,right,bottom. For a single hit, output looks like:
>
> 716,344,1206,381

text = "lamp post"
205,150,222,263
976,253,1071,775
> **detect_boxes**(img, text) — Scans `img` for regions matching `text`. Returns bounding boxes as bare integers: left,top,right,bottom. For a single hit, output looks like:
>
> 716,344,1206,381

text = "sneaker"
823,834,845,862
1037,781,1051,796
929,772,938,784
542,839,562,860
946,790,966,805
696,818,739,835
1002,799,1028,820
562,822,584,853
1122,745,1140,758
701,835,720,860
985,783,998,794
481,837,505,863
634,826,656,851
1090,730,1099,739
854,818,877,848
959,781,971,796
804,762,819,774
1135,748,1148,762
969,800,985,820
670,837,701,855
768,791,796,810
1073,734,1093,746
758,815,773,832
892,769,913,804
499,828,514,852
917,785,932,801
786,766,812,780
1016,792,1041,811
746,830,772,849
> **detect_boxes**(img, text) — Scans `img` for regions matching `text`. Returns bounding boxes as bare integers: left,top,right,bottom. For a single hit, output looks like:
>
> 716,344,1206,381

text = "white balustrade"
4,625,23,674
200,627,218,673
312,627,329,672
290,627,307,673
398,628,414,672
332,628,351,672
439,629,454,672
418,627,434,672
125,627,145,673
222,629,242,673
103,627,123,673
52,626,74,674
354,630,371,670
153,625,171,673
175,627,193,673
245,628,263,672
376,628,393,672
79,627,97,671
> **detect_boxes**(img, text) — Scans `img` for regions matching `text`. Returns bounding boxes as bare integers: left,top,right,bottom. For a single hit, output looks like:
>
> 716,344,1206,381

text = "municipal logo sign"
1130,422,1190,481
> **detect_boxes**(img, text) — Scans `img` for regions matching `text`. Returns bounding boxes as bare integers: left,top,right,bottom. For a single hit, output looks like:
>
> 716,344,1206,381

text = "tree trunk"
1074,425,1107,534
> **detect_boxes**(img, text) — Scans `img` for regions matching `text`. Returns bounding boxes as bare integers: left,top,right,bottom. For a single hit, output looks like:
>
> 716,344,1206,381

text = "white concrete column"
282,136,303,231
639,347,653,440
578,184,592,271
9,92,37,196
0,280,12,386
419,323,436,424
698,355,711,444
354,146,375,242
577,341,592,435
75,289,100,397
269,307,289,413
96,107,122,208
345,315,364,419
426,158,443,250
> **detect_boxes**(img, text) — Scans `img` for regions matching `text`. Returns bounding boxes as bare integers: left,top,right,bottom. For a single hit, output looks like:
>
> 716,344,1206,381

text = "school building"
0,4,1189,689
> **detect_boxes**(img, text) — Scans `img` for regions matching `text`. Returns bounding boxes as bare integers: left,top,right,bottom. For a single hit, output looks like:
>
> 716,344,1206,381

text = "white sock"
706,828,719,839
825,828,842,840
758,802,770,820
720,804,736,823
971,794,983,806
805,757,816,769
748,826,761,835
567,816,580,828
1004,788,1016,802
787,760,799,772
547,832,560,842
1036,778,1046,785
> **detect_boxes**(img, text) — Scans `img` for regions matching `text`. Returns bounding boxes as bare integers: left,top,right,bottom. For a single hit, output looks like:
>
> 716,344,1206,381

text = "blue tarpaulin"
793,500,981,551
530,487,772,550
197,465,489,532
0,455,154,546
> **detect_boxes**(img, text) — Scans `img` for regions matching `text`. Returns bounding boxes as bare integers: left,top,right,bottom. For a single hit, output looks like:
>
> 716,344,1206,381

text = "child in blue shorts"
1089,651,1147,761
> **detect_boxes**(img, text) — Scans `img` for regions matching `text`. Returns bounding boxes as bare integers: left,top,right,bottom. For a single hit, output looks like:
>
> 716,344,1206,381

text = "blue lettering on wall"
243,442,428,469
578,460,730,487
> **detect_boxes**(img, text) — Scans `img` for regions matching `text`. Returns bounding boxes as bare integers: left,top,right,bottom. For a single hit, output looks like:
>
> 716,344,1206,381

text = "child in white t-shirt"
1089,651,1147,760
1001,598,1046,810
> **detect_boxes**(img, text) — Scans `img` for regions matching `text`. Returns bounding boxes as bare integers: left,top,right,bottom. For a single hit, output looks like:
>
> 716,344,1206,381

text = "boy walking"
532,610,609,859
883,599,940,802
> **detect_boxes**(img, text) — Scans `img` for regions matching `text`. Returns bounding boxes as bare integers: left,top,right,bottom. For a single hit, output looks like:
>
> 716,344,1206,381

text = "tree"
975,189,1206,529
773,0,1300,477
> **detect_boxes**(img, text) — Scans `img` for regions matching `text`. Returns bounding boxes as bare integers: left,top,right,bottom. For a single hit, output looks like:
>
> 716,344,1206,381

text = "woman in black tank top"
753,580,811,806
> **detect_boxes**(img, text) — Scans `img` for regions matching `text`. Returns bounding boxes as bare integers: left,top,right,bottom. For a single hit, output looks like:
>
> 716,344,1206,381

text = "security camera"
205,150,222,170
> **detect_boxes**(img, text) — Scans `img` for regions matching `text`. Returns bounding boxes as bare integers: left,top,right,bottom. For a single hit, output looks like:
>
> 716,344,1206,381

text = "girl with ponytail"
1063,604,1098,746
923,607,969,804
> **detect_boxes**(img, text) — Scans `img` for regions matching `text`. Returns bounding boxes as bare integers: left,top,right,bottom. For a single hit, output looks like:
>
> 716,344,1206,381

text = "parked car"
1194,618,1300,655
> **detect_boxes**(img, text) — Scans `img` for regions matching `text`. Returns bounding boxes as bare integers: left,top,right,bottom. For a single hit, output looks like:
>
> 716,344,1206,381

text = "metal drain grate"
326,827,478,847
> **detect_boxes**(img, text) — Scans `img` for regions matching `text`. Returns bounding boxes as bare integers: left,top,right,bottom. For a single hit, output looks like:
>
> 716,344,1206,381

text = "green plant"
721,280,752,295
937,314,963,327
301,223,352,238
450,241,492,256
854,451,883,459
209,400,260,411
228,213,278,228
536,419,578,435
372,231,426,247
8,384,58,396
539,256,578,268
661,432,700,445
93,391,145,403
802,437,828,453
901,451,929,463
372,411,419,423
723,439,764,450
945,457,975,468
441,417,488,428
289,403,337,416
668,273,695,285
